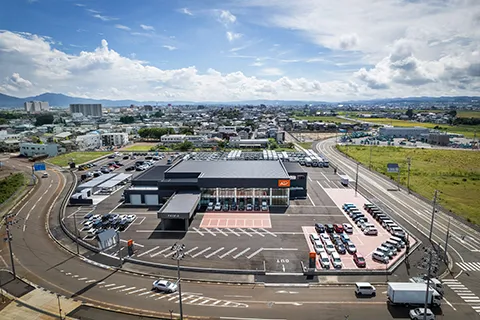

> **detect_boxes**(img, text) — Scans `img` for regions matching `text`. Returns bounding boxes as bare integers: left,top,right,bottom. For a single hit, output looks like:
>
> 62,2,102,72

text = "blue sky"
0,0,479,101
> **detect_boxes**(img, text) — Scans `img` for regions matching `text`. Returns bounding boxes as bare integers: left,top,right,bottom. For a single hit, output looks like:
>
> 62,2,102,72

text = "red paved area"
200,213,272,229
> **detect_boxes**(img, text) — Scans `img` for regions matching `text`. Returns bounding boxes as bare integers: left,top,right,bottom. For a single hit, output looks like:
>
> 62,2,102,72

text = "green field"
0,173,25,205
337,145,480,225
47,152,112,167
297,142,313,149
121,144,157,151
293,115,355,123
457,111,480,118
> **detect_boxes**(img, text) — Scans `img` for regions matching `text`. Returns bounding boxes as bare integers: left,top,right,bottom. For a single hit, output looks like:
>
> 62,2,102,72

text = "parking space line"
164,250,176,258
108,285,125,291
168,296,178,301
233,248,250,259
200,299,210,305
204,228,217,236
238,228,253,237
307,194,316,207
155,295,168,300
101,283,115,288
191,247,211,258
260,228,277,237
247,248,263,259
150,247,171,257
249,228,265,237
193,227,205,236
137,246,159,257
185,247,199,255
205,247,224,258
226,228,239,236
133,217,146,225
85,279,97,283
119,286,136,292
219,247,237,258
212,300,222,305
78,277,88,281
216,228,229,236
138,291,151,296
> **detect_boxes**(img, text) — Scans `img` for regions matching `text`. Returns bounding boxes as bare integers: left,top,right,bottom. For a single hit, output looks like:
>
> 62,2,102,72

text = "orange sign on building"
278,179,291,188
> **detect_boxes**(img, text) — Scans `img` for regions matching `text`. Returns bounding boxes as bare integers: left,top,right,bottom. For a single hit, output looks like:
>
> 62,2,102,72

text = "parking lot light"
171,243,185,320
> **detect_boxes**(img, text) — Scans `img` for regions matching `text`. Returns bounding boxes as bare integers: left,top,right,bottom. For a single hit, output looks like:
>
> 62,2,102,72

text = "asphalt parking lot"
64,161,411,274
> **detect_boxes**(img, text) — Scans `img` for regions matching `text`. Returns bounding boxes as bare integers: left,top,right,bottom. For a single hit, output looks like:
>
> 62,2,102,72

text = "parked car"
152,279,178,293
83,212,93,219
261,201,268,211
324,240,335,255
125,166,135,171
346,241,357,254
340,233,350,244
335,242,346,254
372,251,389,264
246,204,253,211
333,224,344,233
320,233,330,242
222,204,229,211
364,227,378,236
313,240,325,254
325,224,334,233
353,253,366,268
343,223,353,234
126,214,136,223
319,252,330,269
309,233,321,243
330,252,342,269
214,202,222,211
314,223,325,233
342,203,356,211
231,202,237,210
207,202,214,211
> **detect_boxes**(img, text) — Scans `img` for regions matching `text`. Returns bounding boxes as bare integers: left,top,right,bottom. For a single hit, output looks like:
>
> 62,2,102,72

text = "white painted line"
120,239,144,248
308,176,312,182
150,247,172,257
137,246,159,257
155,295,169,300
72,275,79,278
101,284,116,288
138,291,151,296
307,194,316,207
189,298,201,304
260,228,277,237
246,248,263,259
200,299,210,305
193,227,204,236
85,280,97,283
119,286,137,292
237,228,252,237
184,247,199,255
164,250,176,258
217,228,230,236
321,172,331,182
263,248,298,251
108,285,126,291
191,247,211,258
233,248,251,259
249,228,265,237
78,277,88,281
443,297,456,311
205,247,224,258
219,247,237,258
212,300,222,305
168,296,178,301
203,228,217,236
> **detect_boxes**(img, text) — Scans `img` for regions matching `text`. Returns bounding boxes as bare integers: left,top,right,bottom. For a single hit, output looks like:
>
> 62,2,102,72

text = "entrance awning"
157,191,201,220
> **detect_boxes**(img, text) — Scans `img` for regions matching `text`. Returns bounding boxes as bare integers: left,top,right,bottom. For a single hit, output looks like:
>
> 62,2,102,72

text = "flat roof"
135,165,168,181
77,173,117,189
282,161,305,174
167,160,289,179
158,192,201,219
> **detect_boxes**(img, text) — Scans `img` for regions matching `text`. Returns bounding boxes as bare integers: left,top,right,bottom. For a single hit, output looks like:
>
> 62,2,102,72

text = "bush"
0,173,25,204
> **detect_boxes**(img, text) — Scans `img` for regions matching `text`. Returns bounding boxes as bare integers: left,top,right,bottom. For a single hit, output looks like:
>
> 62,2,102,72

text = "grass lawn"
121,144,157,151
362,118,479,138
293,115,355,123
297,142,313,149
337,145,480,225
47,151,112,167
0,173,25,205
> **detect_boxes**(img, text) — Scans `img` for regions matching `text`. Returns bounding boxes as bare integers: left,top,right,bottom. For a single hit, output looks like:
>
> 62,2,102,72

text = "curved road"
0,157,475,319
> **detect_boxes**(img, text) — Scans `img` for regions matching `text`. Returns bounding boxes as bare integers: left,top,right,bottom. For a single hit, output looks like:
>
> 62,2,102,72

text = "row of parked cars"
81,213,136,235
363,203,406,239
207,201,269,212
342,203,378,235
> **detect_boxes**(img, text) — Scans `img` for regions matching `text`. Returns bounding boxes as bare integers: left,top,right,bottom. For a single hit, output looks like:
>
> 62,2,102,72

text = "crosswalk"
456,262,480,272
192,227,278,237
58,270,248,308
134,246,266,260
443,279,480,314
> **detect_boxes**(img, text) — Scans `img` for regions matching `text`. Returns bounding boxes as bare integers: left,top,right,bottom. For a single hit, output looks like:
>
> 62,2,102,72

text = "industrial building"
24,101,49,113
378,126,430,138
124,159,308,230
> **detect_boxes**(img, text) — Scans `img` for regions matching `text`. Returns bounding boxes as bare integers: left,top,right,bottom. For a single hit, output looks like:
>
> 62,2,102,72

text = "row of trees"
138,127,175,139
453,117,480,126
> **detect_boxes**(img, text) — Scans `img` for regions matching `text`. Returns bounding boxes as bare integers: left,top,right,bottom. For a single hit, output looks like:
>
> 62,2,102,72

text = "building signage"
166,214,181,219
289,175,297,180
278,179,291,188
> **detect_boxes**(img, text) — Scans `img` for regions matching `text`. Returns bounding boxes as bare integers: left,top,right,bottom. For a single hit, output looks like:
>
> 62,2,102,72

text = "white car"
246,204,253,211
42,172,49,178
309,233,320,244
152,279,178,293
342,223,353,234
324,241,335,255
207,202,214,211
409,308,435,320
214,202,222,211
261,201,268,211
313,240,325,254
330,252,342,269
82,222,93,230
364,227,378,236
92,214,102,221
126,214,136,223
320,233,330,242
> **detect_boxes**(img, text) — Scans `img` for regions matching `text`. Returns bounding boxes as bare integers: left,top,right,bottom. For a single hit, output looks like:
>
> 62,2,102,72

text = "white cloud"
0,73,32,93
86,9,100,14
259,68,283,76
226,31,242,42
115,24,131,31
180,8,193,16
162,45,177,51
140,24,155,31
93,14,118,21
217,10,236,26
75,3,85,7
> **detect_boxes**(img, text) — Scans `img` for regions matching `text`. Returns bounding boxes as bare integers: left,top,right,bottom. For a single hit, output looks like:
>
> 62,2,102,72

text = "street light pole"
73,212,80,254
423,250,433,320
355,162,359,197
171,243,185,320
428,190,438,242
406,157,411,194
4,214,16,279
444,217,451,264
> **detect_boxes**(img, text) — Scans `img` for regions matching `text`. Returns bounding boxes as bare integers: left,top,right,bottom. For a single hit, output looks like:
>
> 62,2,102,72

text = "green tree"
405,109,414,119
217,140,227,149
35,113,54,126
179,127,194,135
174,140,193,151
268,138,278,150
120,115,135,124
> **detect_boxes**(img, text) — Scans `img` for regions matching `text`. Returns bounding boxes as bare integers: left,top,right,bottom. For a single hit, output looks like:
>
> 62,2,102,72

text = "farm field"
337,145,480,225
293,115,355,123
47,152,112,167
120,143,157,151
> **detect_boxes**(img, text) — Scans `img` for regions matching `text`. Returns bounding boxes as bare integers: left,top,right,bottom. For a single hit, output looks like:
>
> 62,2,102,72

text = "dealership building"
124,160,307,230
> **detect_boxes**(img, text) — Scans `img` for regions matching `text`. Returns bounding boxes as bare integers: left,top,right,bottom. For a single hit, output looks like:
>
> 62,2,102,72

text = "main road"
316,138,480,318
0,157,476,319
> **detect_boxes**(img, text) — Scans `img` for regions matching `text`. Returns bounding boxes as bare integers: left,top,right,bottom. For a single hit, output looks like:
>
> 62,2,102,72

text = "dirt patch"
291,132,338,142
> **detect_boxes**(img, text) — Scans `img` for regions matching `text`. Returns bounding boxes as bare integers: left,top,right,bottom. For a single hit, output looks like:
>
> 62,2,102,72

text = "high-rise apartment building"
24,101,49,113
69,104,103,117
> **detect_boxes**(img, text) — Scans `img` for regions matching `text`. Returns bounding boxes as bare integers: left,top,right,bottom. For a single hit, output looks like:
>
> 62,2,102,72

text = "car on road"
309,233,321,243
343,223,353,234
353,253,366,268
123,155,129,160
152,280,178,293
41,172,49,178
355,282,376,296
214,202,222,211
314,223,325,233
313,240,325,254
108,154,115,159
325,224,334,233
346,241,357,254
409,308,435,320
333,224,344,233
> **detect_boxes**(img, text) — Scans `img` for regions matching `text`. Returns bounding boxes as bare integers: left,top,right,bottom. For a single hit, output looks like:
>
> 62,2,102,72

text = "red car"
353,253,366,268
333,224,344,233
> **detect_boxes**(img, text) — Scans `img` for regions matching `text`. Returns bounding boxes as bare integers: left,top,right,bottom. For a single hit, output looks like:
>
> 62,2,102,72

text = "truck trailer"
387,282,442,307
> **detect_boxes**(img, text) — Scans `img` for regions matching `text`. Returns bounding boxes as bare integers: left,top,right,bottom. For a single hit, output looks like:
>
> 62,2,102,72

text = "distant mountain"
0,92,478,108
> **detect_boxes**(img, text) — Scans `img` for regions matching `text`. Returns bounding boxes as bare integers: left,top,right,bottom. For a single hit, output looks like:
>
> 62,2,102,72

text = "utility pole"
117,232,122,268
428,190,438,242
406,157,411,194
73,212,80,254
423,249,433,320
444,217,451,264
369,143,373,170
355,162,359,197
4,214,16,279
57,294,63,320
171,243,185,320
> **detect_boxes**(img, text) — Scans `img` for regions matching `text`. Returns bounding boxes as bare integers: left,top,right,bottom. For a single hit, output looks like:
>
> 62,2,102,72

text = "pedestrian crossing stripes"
135,245,268,260
443,279,480,314
57,270,247,308
192,227,278,237
456,262,480,272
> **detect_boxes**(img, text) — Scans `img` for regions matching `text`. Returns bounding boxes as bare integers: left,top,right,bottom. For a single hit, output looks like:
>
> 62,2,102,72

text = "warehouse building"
378,126,429,138
124,159,307,230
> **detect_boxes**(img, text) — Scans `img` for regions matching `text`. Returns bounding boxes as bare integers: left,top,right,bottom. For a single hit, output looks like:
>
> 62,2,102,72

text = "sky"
0,0,479,102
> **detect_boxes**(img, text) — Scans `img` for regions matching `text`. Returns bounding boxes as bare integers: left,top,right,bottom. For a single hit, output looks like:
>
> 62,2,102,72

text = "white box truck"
410,277,444,296
340,175,349,186
387,282,442,307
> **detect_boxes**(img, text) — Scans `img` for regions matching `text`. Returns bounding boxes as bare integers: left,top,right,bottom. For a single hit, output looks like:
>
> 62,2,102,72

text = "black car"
125,166,135,171
239,203,245,211
336,243,346,254
222,204,229,211
314,223,325,233
123,156,129,160
108,155,115,159
325,224,334,233
231,202,237,210
254,204,260,211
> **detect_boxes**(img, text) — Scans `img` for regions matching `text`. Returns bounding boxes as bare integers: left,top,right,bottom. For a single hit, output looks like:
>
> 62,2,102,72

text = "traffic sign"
33,162,46,171
387,163,399,173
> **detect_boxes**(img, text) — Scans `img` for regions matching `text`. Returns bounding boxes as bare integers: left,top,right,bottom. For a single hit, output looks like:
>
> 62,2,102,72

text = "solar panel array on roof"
77,173,117,189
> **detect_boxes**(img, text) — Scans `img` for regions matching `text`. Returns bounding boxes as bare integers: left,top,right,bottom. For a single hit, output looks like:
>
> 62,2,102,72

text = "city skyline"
0,0,479,102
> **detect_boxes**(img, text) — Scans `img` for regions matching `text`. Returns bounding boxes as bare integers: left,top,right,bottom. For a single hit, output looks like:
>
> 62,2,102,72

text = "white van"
319,252,330,269
355,282,376,296
330,252,342,269
372,251,389,264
